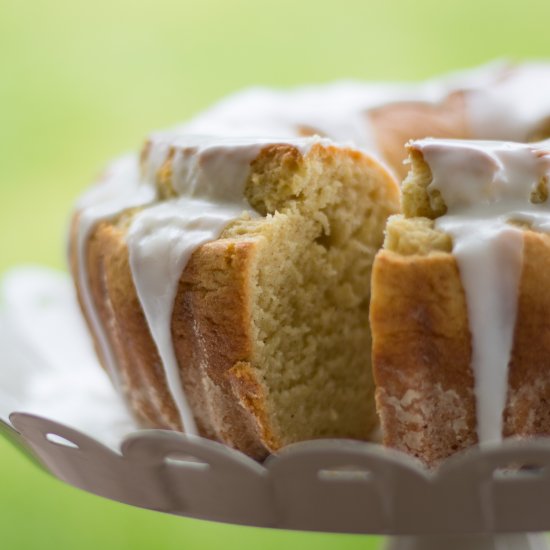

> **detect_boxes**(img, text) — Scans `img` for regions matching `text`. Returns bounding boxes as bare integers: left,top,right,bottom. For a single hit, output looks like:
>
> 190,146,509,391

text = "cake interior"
386,146,549,256
222,145,399,447
385,149,451,255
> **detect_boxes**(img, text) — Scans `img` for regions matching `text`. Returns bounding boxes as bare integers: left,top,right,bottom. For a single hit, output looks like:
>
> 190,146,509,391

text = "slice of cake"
69,134,400,459
370,137,550,466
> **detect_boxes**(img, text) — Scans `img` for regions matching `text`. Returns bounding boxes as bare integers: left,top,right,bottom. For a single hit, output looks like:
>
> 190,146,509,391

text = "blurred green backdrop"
1,0,550,548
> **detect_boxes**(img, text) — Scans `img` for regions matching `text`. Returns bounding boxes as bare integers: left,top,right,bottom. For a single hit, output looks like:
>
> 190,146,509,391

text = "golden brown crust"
227,362,281,451
69,214,271,458
372,229,550,465
89,221,178,429
369,92,469,178
505,230,550,438
370,249,476,465
173,238,271,458
69,215,161,428
292,93,469,179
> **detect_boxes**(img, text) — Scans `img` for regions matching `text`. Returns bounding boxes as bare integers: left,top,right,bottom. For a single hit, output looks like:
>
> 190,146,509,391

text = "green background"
1,0,549,548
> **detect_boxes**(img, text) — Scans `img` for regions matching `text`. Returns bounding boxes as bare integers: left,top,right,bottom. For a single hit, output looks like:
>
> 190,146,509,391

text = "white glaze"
180,62,508,158
182,61,550,164
130,134,339,434
468,63,550,141
75,155,155,387
413,138,550,444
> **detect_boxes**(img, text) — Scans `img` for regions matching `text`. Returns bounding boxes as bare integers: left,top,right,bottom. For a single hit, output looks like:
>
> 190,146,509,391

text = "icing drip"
127,201,248,435
414,138,550,444
75,156,155,388
126,134,334,434
438,219,523,444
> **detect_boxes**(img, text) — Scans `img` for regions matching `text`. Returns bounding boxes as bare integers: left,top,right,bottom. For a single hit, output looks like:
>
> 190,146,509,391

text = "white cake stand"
2,412,550,550
2,268,550,550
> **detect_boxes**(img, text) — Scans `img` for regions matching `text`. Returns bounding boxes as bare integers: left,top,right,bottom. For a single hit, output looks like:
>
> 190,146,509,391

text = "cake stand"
2,267,550,550
2,412,550,550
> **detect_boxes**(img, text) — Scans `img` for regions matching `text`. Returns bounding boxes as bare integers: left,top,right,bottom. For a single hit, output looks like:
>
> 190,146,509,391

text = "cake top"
409,137,550,216
180,62,550,156
78,133,344,217
140,133,340,202
467,62,550,141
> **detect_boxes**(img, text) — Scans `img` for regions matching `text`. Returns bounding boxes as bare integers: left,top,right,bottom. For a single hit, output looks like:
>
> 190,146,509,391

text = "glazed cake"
69,135,399,458
69,61,550,459
371,138,550,466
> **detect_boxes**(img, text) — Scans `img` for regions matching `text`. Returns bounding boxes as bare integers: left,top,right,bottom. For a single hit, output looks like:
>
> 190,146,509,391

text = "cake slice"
69,134,400,459
370,137,550,466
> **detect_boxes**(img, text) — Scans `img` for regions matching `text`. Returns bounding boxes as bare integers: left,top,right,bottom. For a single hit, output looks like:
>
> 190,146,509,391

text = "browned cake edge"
370,248,476,465
70,216,273,458
371,228,550,466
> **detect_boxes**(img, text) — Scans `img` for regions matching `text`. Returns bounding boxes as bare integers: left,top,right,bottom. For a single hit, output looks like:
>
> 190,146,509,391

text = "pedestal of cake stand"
386,533,549,550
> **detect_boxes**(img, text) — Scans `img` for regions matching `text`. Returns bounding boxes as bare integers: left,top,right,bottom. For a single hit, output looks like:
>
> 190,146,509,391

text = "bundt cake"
69,134,400,458
371,137,550,466
69,61,550,460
